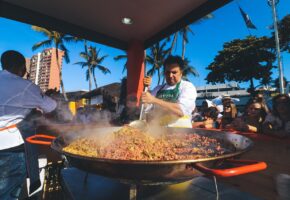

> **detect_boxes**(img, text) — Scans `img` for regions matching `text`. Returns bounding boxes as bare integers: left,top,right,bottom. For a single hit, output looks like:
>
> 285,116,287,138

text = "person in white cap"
0,50,57,199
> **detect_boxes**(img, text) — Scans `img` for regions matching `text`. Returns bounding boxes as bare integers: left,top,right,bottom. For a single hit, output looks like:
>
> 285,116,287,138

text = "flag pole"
268,0,284,94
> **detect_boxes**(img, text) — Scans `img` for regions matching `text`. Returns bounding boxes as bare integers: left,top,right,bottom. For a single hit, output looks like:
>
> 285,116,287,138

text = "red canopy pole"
127,40,145,106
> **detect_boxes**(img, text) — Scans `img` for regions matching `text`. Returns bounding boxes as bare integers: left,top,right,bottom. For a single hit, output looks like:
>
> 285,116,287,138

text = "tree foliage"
206,36,276,91
276,14,290,53
273,76,288,92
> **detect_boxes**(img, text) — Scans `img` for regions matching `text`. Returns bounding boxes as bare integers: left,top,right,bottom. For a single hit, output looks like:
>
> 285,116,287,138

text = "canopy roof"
1,0,232,50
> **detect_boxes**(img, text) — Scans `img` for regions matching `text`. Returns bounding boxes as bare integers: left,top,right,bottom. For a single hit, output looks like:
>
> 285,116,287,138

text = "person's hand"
143,76,152,87
232,119,248,131
141,91,156,104
45,88,59,96
45,88,60,100
35,108,44,114
203,119,215,129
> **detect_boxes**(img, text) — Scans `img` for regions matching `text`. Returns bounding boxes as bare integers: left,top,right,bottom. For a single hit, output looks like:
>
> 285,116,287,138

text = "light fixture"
121,17,133,25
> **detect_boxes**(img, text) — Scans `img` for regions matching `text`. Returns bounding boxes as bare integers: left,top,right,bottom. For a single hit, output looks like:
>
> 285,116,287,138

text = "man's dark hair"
163,55,185,71
1,50,26,74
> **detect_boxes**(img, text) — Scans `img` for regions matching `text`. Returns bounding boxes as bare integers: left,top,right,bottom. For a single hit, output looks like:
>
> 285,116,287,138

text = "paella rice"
63,126,227,161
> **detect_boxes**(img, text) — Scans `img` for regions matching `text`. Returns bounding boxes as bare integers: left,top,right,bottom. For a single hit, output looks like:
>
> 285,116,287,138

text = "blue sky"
1,0,289,91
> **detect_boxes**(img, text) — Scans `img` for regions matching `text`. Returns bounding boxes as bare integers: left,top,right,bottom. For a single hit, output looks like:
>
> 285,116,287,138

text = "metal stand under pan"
83,173,192,200
118,179,193,200
121,177,221,200
61,168,260,200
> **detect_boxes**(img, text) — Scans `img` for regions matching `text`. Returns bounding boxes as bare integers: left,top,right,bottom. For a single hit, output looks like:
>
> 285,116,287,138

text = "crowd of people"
192,93,290,138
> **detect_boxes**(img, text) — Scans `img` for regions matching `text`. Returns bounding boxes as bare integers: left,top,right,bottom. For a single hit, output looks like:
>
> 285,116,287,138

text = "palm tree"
146,41,170,85
76,46,110,89
32,26,80,101
168,26,193,58
167,31,178,55
75,42,94,91
182,58,199,81
179,26,194,59
168,14,213,58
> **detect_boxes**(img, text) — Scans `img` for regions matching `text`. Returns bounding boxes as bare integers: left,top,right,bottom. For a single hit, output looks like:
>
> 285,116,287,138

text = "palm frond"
32,40,52,51
146,69,154,76
60,44,70,63
31,26,53,37
96,65,111,74
79,52,89,60
63,36,82,43
97,55,108,63
114,55,127,61
74,61,88,68
122,62,128,73
183,66,199,77
85,69,90,81
182,58,199,77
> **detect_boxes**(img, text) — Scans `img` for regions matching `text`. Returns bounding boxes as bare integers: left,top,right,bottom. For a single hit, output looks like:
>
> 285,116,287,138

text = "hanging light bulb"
121,17,133,25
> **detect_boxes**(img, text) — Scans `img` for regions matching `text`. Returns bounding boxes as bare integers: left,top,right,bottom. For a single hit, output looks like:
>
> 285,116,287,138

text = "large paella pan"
27,126,266,185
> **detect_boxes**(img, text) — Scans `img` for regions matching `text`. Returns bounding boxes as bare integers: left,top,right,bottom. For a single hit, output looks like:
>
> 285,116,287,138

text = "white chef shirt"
0,70,57,150
146,79,197,116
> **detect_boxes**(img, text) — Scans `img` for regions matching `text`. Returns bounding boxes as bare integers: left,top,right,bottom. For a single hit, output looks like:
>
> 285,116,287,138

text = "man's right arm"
22,83,57,113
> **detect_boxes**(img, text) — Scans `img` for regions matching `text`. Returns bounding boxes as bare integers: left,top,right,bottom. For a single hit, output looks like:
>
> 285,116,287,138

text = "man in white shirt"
0,50,57,199
142,55,197,128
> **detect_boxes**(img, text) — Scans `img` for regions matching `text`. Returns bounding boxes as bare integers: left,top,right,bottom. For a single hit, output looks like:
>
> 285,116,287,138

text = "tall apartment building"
23,58,30,79
29,48,64,92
